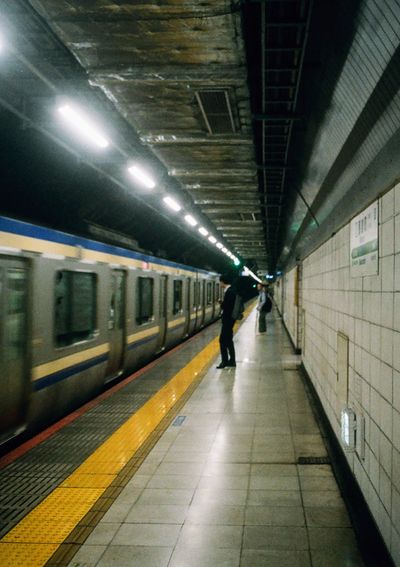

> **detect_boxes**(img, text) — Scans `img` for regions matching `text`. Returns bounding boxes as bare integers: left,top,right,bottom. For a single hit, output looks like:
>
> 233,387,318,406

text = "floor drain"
297,456,330,465
172,416,186,426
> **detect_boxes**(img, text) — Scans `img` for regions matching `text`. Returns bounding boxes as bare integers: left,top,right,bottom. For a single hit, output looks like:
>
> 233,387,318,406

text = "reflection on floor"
69,308,365,567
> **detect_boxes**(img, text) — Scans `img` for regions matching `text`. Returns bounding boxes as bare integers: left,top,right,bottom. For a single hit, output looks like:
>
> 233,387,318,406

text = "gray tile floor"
69,309,365,567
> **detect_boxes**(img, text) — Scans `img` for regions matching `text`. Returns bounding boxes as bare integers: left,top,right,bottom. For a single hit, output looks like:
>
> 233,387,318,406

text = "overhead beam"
194,199,261,205
204,208,261,214
47,8,236,23
186,186,258,193
90,64,246,83
170,169,257,178
140,134,253,145
216,220,263,225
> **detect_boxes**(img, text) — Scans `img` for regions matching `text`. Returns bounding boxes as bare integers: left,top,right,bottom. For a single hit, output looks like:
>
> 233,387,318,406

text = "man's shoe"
216,363,227,369
226,362,236,367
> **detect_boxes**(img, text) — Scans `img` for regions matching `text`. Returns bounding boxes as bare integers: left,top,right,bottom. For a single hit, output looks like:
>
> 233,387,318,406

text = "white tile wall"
282,268,299,348
283,183,400,564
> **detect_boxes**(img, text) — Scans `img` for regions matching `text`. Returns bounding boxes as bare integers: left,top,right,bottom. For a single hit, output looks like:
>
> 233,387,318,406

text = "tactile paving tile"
0,542,59,567
0,320,220,542
3,520,75,543
60,473,116,489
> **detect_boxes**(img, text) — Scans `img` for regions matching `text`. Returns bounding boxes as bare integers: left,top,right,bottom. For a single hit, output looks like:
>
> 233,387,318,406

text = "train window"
206,282,212,305
173,280,183,314
5,269,27,362
215,283,220,301
193,281,200,307
55,271,97,347
136,277,154,324
109,271,125,330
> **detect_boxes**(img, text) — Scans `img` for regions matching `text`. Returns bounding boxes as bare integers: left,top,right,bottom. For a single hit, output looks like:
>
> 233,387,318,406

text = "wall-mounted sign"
350,201,378,277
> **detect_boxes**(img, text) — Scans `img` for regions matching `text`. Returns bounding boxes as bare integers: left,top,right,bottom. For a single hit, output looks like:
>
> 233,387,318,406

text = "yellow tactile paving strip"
0,303,254,567
0,340,221,566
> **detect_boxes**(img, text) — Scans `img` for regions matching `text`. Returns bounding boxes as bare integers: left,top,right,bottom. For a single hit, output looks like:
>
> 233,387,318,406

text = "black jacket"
221,286,236,323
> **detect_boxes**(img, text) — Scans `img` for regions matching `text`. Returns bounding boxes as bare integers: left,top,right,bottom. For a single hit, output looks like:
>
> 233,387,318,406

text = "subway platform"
0,306,365,567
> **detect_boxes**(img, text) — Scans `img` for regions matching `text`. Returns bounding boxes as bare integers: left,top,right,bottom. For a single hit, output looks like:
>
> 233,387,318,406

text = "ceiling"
1,1,400,274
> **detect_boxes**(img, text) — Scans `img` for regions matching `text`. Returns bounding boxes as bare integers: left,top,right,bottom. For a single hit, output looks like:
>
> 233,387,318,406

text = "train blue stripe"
127,335,158,350
0,215,215,276
33,354,109,392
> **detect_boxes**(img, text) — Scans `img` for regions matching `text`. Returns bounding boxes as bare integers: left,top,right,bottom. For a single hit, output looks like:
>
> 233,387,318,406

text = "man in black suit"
216,274,236,369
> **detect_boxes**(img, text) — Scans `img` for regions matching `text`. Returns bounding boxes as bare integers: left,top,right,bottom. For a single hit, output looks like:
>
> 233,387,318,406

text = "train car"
0,216,220,445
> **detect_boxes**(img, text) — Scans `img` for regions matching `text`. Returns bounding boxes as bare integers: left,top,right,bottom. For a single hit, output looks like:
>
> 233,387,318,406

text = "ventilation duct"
195,90,235,134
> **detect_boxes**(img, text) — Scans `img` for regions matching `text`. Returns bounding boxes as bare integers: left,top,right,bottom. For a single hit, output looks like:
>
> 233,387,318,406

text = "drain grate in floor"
297,456,330,465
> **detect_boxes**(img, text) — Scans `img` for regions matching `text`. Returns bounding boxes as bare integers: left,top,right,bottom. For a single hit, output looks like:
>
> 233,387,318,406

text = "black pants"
219,319,235,365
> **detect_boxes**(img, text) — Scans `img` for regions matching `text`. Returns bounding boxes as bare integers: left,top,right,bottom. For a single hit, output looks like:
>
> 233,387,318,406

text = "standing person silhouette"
256,282,268,334
216,274,236,369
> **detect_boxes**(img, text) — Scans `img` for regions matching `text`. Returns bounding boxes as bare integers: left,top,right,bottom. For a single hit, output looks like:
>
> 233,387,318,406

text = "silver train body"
0,216,221,443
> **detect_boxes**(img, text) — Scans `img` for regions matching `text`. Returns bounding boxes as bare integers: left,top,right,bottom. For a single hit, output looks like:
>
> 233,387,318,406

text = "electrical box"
341,408,356,450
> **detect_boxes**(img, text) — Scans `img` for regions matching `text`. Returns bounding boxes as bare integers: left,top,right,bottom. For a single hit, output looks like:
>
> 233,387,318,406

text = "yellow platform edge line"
0,304,254,566
0,344,219,563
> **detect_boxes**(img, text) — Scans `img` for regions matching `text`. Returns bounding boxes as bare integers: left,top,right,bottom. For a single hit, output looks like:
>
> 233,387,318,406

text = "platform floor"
0,307,365,567
69,309,364,567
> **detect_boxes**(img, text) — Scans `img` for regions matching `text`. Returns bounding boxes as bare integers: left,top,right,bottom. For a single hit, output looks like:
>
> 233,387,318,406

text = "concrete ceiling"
1,1,400,274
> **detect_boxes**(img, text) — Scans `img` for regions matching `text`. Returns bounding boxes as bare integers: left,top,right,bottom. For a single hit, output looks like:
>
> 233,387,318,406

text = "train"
0,215,221,445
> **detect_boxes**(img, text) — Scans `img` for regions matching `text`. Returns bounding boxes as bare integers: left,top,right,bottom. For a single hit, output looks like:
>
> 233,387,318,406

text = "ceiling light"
221,247,228,253
208,236,217,244
199,227,208,236
184,214,198,227
243,265,261,282
216,242,223,249
163,196,181,212
128,165,156,189
57,104,109,148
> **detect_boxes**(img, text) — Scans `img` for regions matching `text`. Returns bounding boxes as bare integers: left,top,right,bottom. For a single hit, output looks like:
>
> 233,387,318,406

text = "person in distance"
216,274,236,369
256,282,268,333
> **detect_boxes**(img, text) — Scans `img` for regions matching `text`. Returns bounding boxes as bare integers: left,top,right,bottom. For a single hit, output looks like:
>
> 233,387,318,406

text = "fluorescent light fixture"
163,196,181,212
184,214,197,227
57,104,109,148
199,227,208,236
221,247,228,253
208,236,217,244
243,265,261,283
216,242,223,249
234,258,240,266
128,165,156,189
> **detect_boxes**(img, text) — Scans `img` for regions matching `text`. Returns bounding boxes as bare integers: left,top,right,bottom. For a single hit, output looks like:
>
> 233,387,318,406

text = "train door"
200,280,206,325
106,270,125,381
0,258,29,437
158,275,168,350
184,277,191,335
194,280,200,328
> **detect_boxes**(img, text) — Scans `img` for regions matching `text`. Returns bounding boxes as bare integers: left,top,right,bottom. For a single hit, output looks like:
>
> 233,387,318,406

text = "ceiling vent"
195,90,236,134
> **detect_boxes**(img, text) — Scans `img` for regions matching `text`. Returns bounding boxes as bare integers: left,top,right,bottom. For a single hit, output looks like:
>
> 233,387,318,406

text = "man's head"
220,273,233,288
